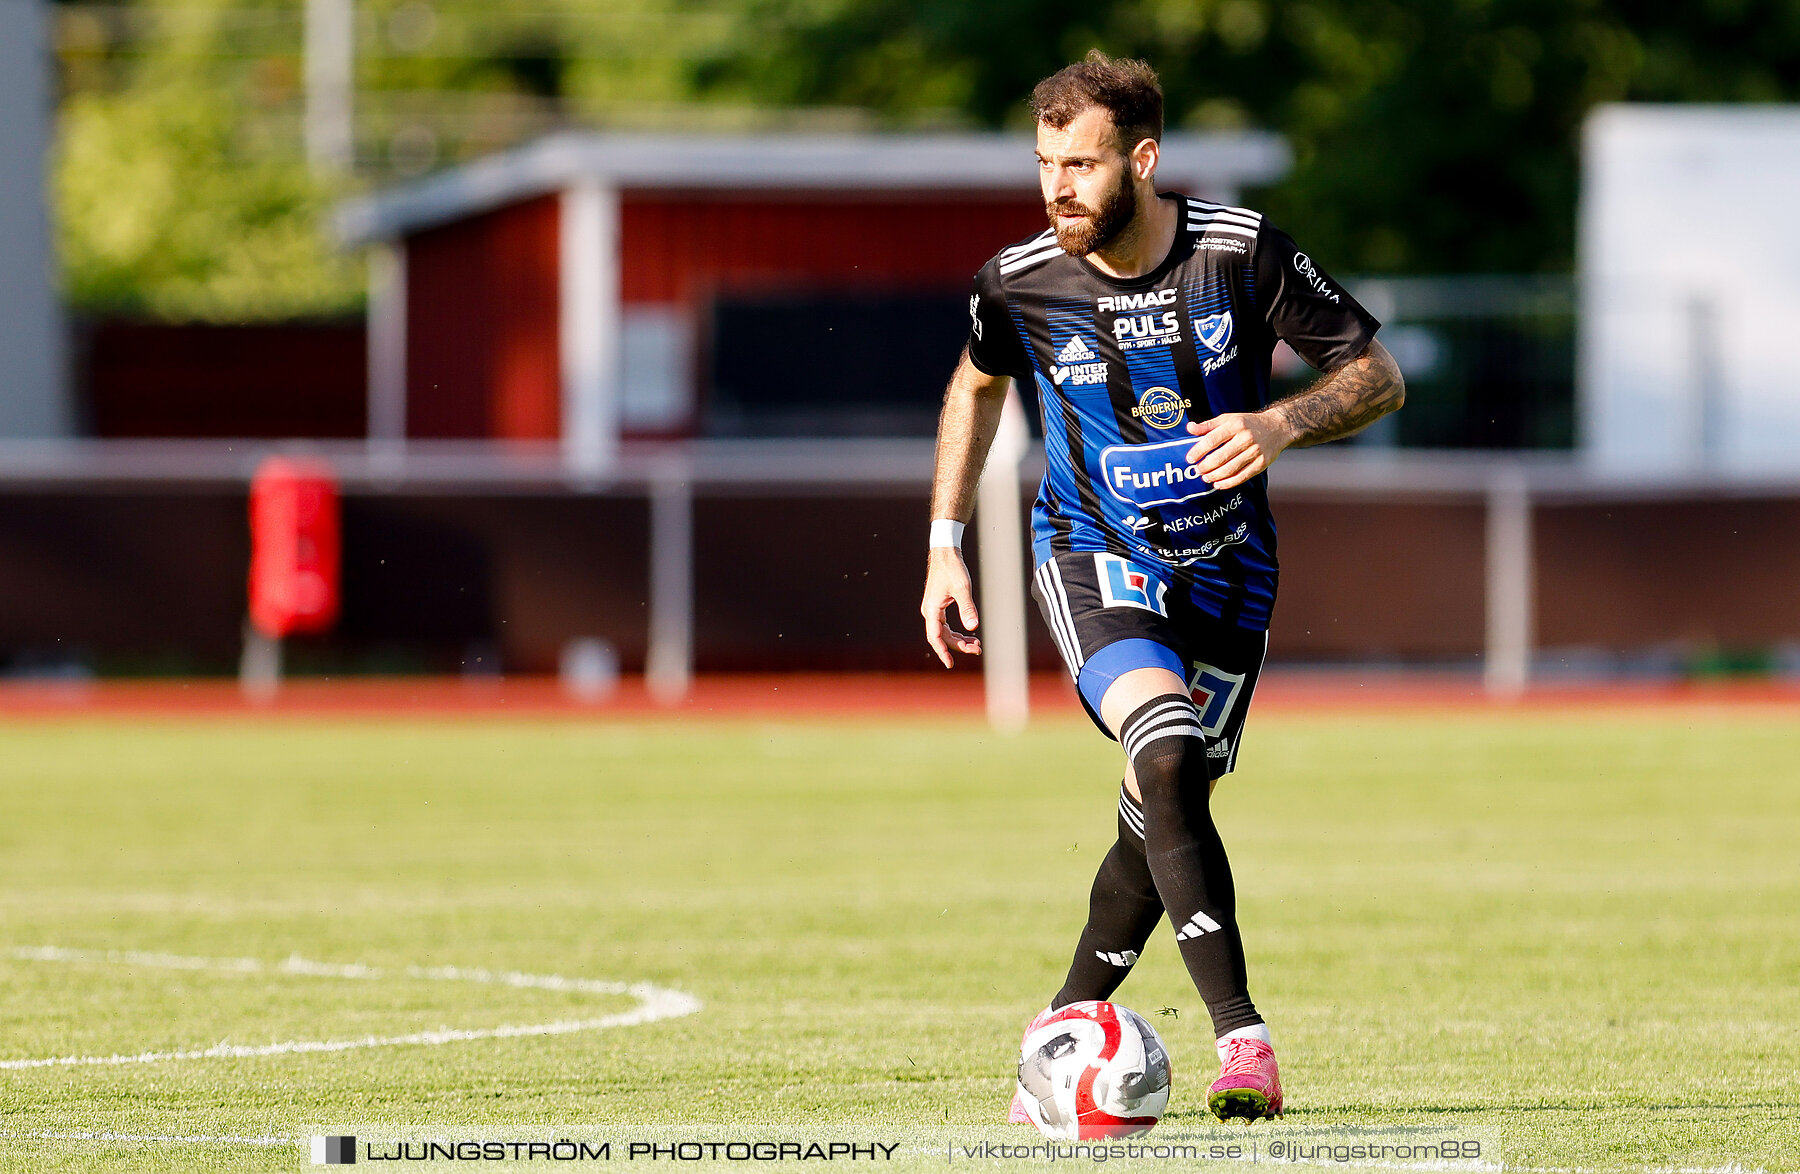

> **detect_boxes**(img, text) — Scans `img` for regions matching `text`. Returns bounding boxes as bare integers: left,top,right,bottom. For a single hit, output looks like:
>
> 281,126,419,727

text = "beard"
1046,172,1137,256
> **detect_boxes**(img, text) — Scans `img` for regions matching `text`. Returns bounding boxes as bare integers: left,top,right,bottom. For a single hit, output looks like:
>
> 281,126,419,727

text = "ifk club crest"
1195,310,1233,354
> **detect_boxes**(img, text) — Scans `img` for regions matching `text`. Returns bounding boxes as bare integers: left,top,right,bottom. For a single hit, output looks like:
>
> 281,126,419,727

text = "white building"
1579,104,1800,474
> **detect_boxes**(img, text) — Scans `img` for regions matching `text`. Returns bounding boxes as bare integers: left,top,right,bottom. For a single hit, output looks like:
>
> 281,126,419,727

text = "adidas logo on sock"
1095,949,1140,967
1056,335,1097,363
1174,910,1224,942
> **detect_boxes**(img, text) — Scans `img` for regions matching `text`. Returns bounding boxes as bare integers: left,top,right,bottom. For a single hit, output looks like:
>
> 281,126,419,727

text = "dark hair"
1030,50,1164,153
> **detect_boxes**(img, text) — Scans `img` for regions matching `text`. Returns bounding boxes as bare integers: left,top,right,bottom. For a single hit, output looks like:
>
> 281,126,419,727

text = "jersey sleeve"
965,260,1033,379
1252,224,1381,372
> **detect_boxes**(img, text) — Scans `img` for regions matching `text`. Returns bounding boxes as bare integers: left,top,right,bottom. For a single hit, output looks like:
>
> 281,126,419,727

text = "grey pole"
304,0,355,170
0,0,67,438
977,386,1031,731
1483,465,1533,698
646,464,694,703
366,241,407,443
560,182,622,478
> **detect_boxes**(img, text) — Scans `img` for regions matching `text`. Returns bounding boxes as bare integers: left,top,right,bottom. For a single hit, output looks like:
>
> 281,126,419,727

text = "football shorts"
1031,550,1268,777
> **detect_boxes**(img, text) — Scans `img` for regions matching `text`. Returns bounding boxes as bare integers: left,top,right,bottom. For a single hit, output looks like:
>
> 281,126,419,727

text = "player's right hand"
921,547,981,668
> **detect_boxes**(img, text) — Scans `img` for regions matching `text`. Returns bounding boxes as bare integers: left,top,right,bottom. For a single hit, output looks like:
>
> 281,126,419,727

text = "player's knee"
1119,692,1204,806
1122,758,1142,805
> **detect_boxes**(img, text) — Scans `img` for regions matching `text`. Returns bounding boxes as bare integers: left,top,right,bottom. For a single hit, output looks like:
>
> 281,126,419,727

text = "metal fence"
1,437,1795,723
1288,275,1579,451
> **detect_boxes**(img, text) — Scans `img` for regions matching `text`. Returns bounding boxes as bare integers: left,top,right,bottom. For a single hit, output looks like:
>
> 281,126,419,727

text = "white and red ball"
1015,1001,1172,1139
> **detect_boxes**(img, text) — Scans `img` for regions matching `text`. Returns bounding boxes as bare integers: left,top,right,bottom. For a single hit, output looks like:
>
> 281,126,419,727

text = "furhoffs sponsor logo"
1099,438,1217,509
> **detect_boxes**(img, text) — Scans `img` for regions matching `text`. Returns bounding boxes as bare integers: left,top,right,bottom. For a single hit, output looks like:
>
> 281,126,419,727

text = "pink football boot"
1007,1006,1058,1122
1207,1036,1284,1120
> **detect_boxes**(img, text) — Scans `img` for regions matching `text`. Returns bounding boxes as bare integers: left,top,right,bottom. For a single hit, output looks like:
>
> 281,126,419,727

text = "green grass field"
1,708,1796,1172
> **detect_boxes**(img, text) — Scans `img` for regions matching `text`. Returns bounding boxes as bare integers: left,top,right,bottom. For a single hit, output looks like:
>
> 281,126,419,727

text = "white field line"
0,1131,296,1146
0,945,701,1070
0,1135,1783,1174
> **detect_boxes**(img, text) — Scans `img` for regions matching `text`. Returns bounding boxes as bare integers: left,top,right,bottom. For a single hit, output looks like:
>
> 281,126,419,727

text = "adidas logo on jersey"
1056,335,1097,363
1173,910,1224,942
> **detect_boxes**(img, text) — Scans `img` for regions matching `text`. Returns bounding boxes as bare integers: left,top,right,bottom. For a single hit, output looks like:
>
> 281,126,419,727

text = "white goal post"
975,386,1033,732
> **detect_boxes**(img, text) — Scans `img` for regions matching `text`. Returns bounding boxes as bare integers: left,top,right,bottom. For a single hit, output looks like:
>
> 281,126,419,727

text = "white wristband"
929,519,966,549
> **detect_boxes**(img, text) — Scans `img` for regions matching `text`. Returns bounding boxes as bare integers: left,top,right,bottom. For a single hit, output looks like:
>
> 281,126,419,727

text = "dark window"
705,292,976,437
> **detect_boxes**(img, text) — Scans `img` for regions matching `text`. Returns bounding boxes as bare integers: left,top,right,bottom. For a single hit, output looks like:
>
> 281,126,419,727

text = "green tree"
58,81,360,320
55,1,362,320
51,0,755,319
691,0,1800,273
51,0,1800,321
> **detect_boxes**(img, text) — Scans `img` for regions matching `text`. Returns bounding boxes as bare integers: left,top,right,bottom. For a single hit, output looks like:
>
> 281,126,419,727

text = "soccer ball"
1015,1001,1171,1139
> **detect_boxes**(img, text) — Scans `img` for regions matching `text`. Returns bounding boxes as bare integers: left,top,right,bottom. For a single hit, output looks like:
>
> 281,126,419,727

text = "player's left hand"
1184,410,1294,490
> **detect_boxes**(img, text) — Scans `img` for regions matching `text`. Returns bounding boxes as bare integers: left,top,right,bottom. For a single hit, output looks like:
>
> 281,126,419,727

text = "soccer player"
920,52,1404,1122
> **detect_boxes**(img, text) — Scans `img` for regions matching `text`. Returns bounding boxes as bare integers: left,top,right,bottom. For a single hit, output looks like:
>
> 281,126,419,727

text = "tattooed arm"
1183,339,1406,490
1267,339,1408,448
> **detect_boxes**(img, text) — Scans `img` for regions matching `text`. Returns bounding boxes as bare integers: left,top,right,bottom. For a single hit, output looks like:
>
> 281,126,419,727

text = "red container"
247,456,341,638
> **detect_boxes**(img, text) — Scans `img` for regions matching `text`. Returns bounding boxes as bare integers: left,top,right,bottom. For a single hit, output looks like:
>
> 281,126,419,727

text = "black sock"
1119,693,1262,1036
1051,785,1163,1008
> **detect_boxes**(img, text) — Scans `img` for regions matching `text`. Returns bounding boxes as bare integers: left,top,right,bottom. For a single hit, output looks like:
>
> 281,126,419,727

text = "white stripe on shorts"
1035,559,1083,678
1033,564,1072,674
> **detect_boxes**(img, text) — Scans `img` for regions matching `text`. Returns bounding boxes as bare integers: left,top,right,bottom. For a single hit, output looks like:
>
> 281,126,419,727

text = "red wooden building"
336,131,1290,462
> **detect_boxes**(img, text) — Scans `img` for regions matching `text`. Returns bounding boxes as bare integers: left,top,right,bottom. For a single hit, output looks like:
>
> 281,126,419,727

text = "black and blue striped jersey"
965,193,1380,631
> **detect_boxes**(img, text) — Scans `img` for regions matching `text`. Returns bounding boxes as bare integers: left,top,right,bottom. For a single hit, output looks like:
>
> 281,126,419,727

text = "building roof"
335,130,1291,245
